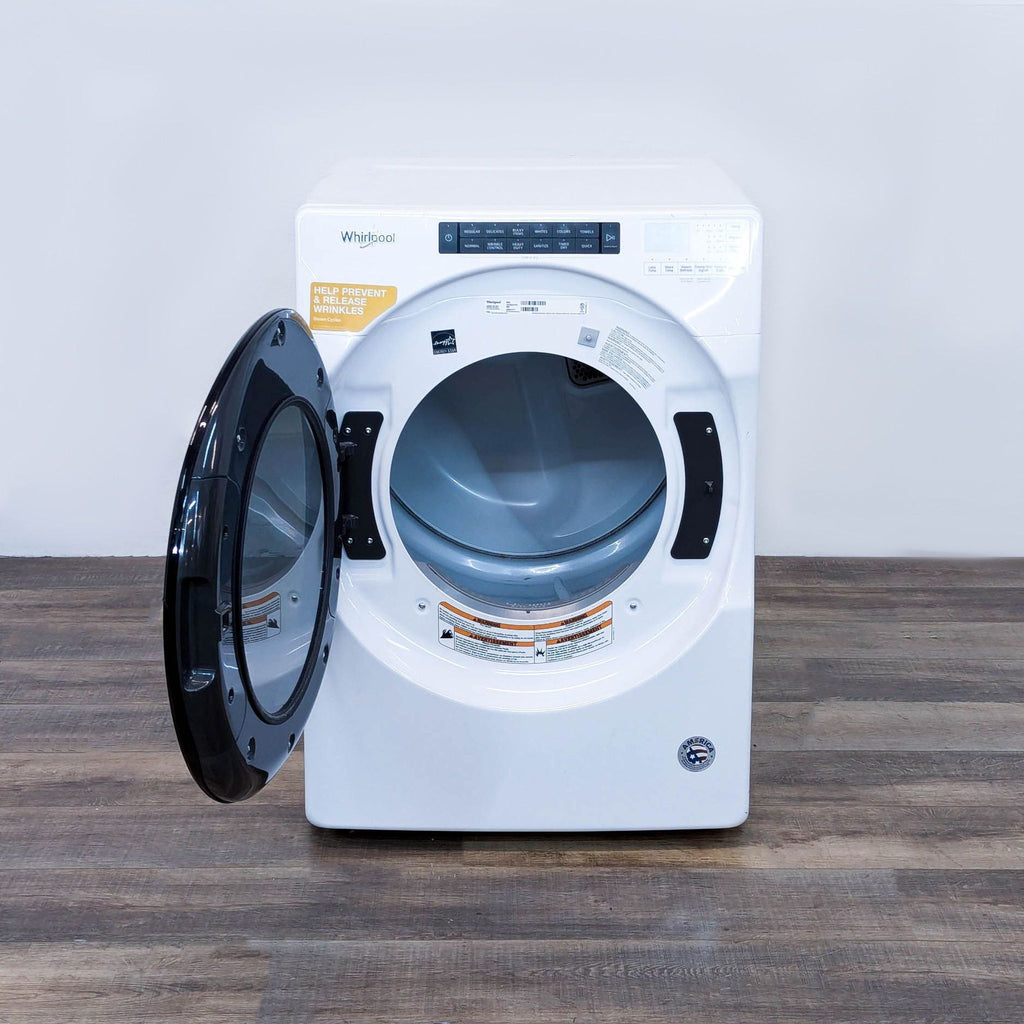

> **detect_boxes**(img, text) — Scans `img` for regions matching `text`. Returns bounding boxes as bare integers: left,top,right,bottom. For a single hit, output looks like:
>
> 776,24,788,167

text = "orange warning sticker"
309,282,397,331
222,592,281,644
438,600,613,664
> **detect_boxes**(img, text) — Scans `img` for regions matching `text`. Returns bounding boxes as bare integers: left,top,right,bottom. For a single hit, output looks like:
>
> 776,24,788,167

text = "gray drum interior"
390,352,666,610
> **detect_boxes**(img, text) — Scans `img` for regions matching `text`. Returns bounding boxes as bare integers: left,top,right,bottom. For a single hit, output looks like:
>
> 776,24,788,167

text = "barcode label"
485,297,588,316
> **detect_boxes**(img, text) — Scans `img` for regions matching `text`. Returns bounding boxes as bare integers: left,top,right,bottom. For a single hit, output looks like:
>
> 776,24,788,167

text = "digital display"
644,221,690,254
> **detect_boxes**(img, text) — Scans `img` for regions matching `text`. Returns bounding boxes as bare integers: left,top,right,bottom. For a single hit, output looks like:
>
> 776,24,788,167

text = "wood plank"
0,704,176,752
0,585,163,619
0,659,163,704
756,584,1024,622
755,620,1024,658
753,701,1024,751
2,796,1021,870
755,657,1024,702
0,751,301,809
5,940,1020,1024
0,943,266,1024
0,867,1021,944
248,939,1024,1024
0,556,164,588
0,620,160,660
753,750,1024,806
754,556,1024,588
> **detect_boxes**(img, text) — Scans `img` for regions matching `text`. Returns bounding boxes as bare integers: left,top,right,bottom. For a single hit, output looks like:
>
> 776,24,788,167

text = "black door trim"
671,412,723,559
163,309,341,803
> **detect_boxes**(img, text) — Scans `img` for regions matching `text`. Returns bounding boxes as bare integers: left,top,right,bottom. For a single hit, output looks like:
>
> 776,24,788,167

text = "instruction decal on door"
222,592,282,644
598,325,666,391
309,282,397,331
438,601,613,664
485,297,588,316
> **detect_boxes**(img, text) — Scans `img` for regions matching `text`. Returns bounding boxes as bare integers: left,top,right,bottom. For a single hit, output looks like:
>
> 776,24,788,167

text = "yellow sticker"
309,282,397,331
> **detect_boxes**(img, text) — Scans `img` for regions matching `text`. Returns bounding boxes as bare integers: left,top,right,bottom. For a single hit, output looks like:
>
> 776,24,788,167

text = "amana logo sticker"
678,736,716,772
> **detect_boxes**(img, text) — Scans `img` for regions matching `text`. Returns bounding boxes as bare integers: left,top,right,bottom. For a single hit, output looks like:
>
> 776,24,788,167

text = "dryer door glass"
391,351,666,609
238,402,327,718
163,310,341,803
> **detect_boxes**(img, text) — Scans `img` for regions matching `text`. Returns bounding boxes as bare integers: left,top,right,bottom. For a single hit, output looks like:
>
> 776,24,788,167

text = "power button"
438,223,458,253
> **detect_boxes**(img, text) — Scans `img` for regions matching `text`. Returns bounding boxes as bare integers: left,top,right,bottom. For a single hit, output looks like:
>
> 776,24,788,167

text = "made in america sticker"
678,736,716,772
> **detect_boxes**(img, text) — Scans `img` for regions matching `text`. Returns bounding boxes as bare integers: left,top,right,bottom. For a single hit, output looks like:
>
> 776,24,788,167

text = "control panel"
439,222,620,255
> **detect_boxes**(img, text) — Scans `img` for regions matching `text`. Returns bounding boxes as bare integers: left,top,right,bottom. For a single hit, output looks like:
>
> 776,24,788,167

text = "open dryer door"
163,310,342,802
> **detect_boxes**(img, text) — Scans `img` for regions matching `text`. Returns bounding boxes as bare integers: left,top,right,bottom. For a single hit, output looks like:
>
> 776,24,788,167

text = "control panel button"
438,223,458,253
439,221,622,255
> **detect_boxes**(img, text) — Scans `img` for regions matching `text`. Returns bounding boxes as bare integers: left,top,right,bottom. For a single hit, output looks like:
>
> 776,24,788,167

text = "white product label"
598,326,665,391
438,600,613,664
485,297,588,315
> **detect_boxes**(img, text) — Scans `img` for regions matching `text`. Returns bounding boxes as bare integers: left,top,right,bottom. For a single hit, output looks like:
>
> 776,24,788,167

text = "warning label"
438,600,613,664
598,325,666,391
224,592,282,644
309,282,397,331
485,297,588,316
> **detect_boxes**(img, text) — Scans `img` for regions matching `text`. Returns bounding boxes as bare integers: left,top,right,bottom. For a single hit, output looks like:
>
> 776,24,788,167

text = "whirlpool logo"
339,229,397,248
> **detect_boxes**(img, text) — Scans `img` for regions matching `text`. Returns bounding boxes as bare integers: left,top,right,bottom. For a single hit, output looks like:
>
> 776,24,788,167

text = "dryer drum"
390,351,667,610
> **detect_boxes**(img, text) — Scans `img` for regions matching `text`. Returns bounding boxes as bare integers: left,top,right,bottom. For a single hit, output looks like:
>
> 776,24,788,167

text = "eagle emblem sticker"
678,736,716,772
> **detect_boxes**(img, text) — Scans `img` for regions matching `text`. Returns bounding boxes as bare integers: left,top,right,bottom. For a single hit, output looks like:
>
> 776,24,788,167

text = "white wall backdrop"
1,0,1022,556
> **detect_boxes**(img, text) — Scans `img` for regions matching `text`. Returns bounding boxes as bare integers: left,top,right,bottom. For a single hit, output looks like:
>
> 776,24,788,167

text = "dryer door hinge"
334,438,359,465
333,411,386,561
339,512,360,541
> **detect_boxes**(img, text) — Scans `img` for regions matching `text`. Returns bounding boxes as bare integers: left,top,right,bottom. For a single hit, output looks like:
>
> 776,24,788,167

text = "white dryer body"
292,161,763,830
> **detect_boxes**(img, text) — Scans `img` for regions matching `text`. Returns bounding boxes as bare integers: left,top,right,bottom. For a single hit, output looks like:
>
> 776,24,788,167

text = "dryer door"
163,309,342,803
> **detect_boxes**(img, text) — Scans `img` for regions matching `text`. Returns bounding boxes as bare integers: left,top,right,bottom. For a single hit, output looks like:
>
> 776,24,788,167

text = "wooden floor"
1,557,1022,1023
